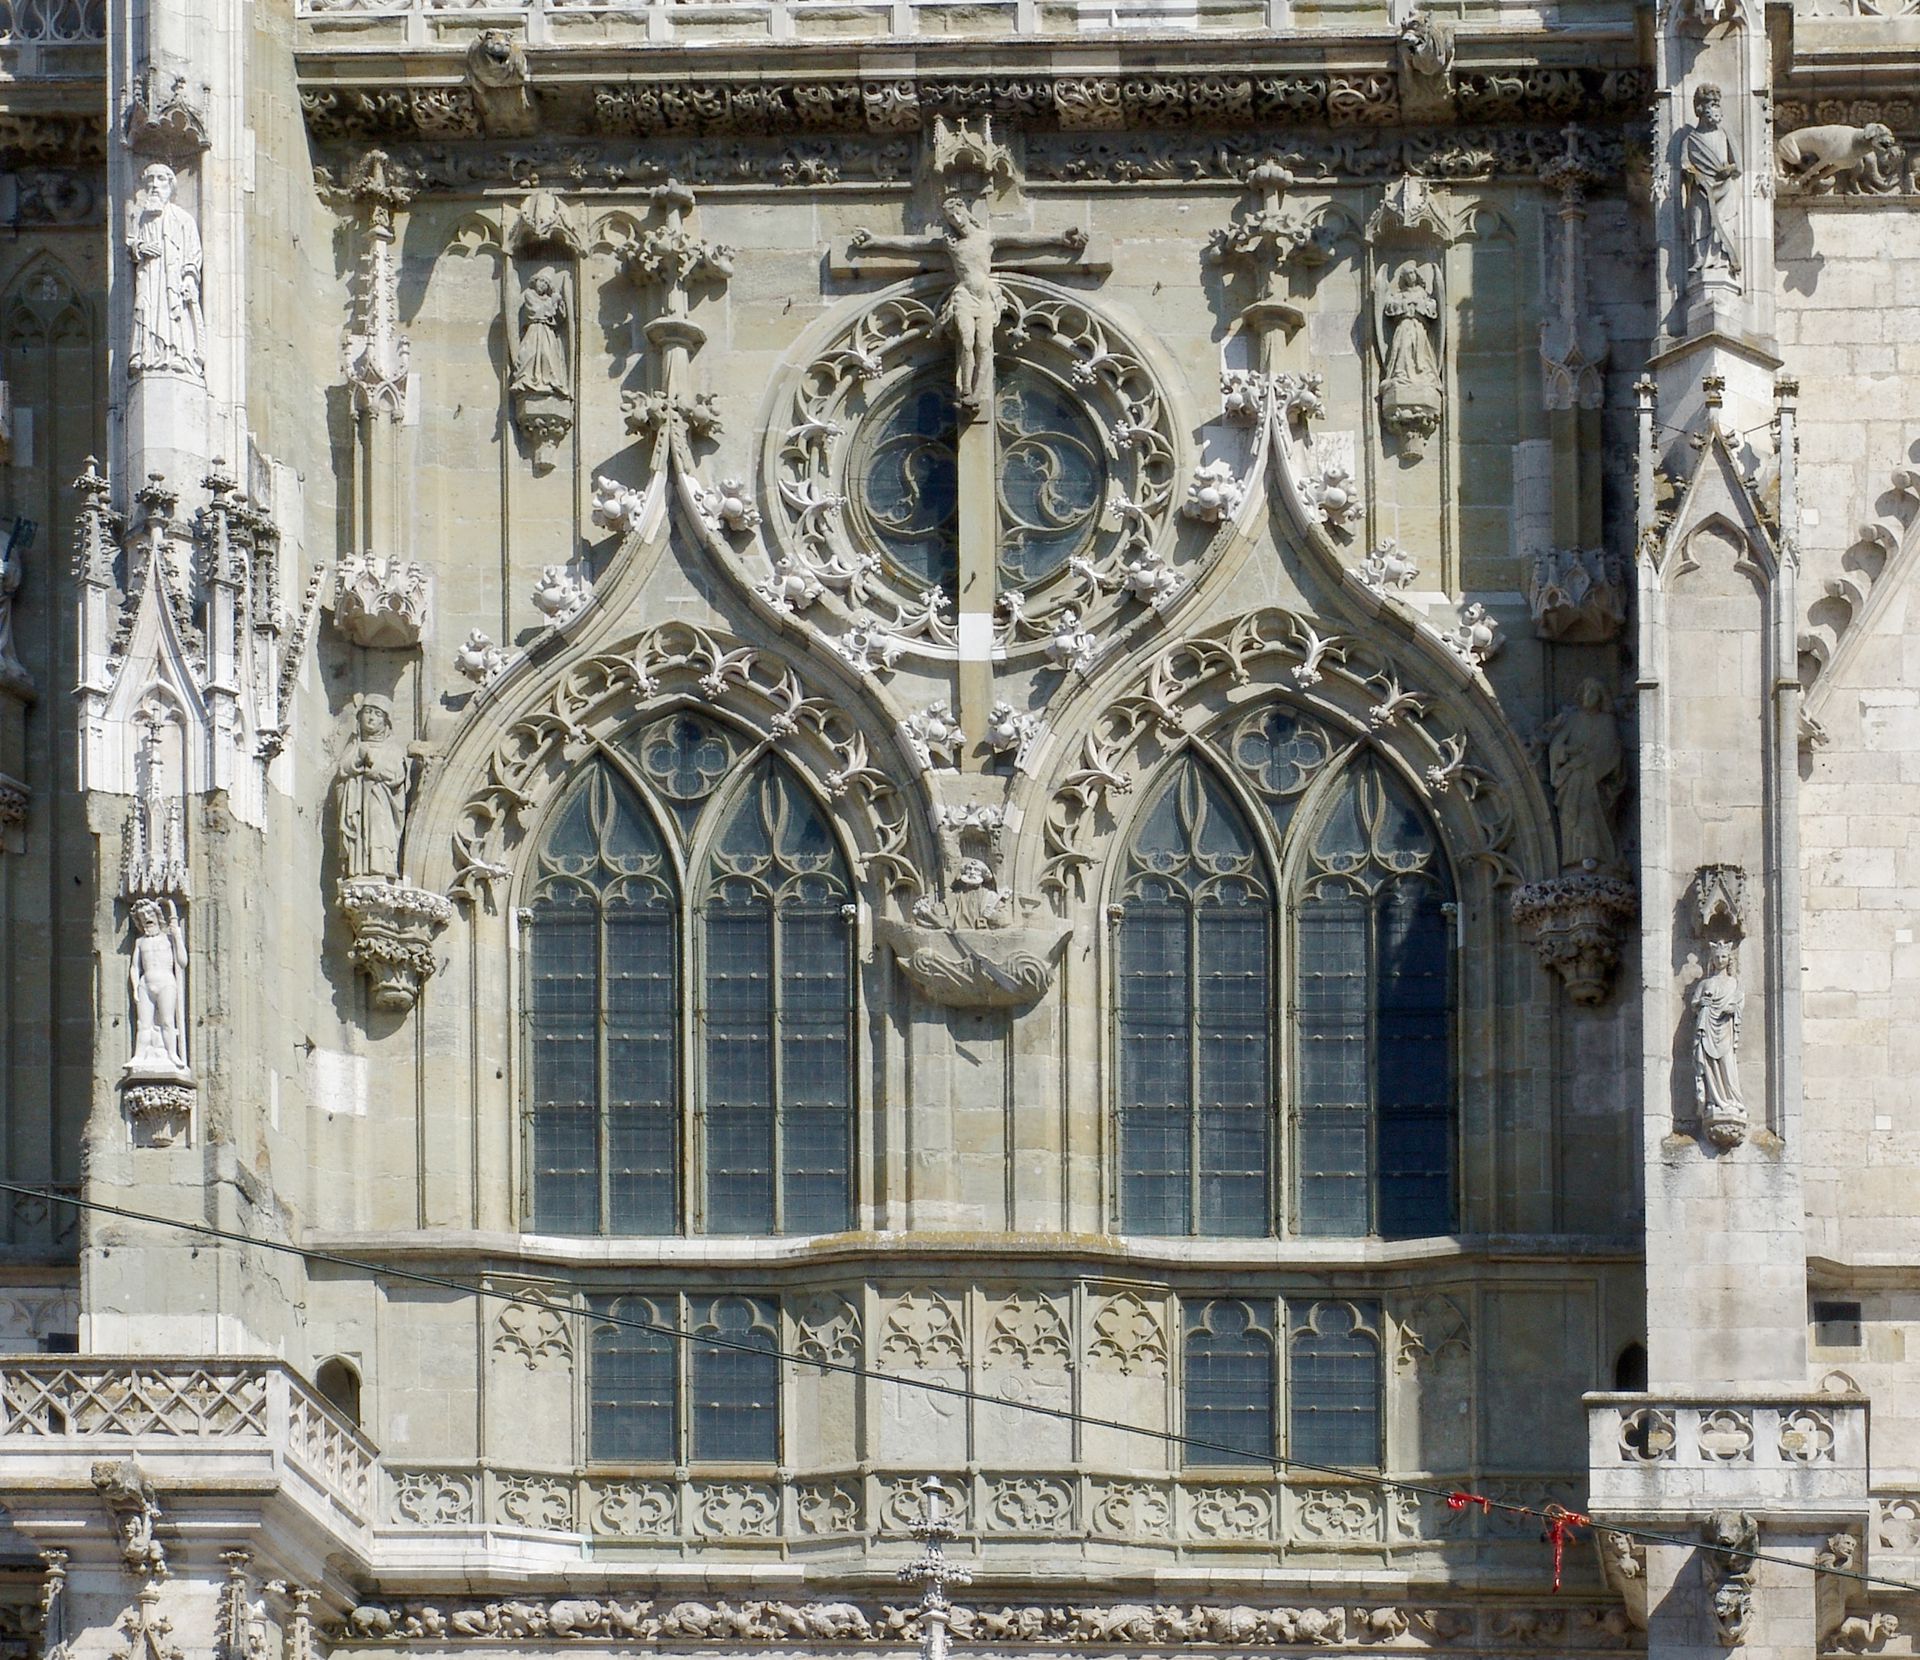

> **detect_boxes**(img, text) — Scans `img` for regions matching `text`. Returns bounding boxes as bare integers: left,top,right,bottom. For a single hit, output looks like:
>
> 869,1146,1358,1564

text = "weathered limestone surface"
2,0,1920,1655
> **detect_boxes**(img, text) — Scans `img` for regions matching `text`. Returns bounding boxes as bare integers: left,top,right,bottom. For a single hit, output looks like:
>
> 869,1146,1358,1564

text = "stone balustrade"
0,1357,377,1526
293,0,1288,47
1586,1391,1869,1517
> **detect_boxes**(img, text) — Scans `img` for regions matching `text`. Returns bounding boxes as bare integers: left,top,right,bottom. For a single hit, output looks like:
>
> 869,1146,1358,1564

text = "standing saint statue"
1374,260,1444,457
125,163,206,380
334,698,413,880
1690,940,1746,1142
1680,82,1742,282
509,267,571,400
849,195,1087,420
1546,678,1625,872
126,897,190,1077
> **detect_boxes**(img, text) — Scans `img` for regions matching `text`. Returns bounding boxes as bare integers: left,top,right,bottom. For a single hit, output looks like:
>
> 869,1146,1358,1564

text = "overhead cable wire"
0,1179,1907,1597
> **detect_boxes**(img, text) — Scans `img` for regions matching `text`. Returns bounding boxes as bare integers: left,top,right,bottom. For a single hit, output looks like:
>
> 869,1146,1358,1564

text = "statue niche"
1373,257,1443,460
329,697,452,1016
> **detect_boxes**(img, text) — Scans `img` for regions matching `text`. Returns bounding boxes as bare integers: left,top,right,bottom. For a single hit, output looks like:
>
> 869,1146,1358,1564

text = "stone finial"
898,1479,972,1660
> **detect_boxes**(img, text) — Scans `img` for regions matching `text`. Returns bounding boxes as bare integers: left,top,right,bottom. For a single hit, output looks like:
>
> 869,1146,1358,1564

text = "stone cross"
897,1476,972,1660
846,194,1091,760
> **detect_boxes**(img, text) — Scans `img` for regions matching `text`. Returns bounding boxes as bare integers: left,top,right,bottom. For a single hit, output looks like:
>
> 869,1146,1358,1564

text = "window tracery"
1112,712,1456,1241
523,719,854,1238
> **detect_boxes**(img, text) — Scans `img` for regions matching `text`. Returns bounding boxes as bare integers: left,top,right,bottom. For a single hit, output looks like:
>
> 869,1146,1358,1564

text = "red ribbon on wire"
1540,1503,1590,1592
1445,1490,1492,1515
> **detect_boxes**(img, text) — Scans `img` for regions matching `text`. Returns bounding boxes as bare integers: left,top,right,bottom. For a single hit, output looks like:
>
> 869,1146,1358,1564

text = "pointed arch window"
1114,757,1274,1237
523,719,854,1237
1294,758,1454,1239
1111,723,1455,1241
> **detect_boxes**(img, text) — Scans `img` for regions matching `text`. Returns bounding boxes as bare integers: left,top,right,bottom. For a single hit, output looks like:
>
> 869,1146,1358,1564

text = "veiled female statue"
334,698,412,880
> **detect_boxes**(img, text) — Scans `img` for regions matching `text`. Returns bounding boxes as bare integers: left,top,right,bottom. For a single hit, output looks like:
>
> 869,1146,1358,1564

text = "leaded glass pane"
528,767,676,1236
852,363,1110,595
1115,757,1272,1237
702,760,852,1236
1184,1300,1274,1467
691,1296,779,1463
1376,882,1452,1237
705,903,775,1234
590,1295,676,1462
1288,1301,1380,1467
1296,892,1369,1237
1293,757,1454,1239
996,370,1107,587
1197,905,1271,1236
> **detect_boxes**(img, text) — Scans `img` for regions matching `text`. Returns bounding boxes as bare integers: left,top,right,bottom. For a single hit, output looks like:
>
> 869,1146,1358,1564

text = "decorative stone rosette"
1510,873,1637,1005
336,877,454,1011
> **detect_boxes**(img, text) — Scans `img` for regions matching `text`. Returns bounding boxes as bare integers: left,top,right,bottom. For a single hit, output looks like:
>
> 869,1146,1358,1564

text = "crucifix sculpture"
847,194,1088,421
844,181,1094,767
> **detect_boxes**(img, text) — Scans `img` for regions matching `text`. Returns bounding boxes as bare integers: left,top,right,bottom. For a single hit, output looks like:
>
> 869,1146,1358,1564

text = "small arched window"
524,720,854,1237
1183,1299,1275,1467
1114,758,1273,1237
1288,1300,1382,1466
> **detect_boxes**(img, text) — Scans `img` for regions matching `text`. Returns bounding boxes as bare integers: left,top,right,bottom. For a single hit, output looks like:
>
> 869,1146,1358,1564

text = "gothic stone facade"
1,0,1919,1655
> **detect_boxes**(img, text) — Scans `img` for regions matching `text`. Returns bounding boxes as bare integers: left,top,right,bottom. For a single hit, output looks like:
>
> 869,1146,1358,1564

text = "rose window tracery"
849,362,1109,596
764,275,1181,666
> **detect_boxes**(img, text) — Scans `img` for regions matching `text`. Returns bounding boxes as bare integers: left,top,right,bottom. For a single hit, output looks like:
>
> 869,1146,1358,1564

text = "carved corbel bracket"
1512,873,1637,1005
336,878,454,1012
1701,1510,1758,1646
875,914,1071,1009
1594,1530,1649,1633
92,1460,167,1580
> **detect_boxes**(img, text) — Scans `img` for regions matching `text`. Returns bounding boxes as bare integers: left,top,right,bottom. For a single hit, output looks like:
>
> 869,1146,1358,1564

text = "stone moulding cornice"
294,38,1650,152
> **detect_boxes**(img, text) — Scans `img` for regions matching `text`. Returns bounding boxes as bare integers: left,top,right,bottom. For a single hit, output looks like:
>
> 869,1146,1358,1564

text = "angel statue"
1374,259,1444,459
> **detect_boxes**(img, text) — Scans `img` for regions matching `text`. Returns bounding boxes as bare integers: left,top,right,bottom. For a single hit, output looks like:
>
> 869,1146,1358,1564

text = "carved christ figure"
1680,82,1742,281
849,195,1088,417
509,267,571,400
334,698,412,879
1547,677,1624,872
125,163,206,379
1690,941,1746,1120
127,898,189,1075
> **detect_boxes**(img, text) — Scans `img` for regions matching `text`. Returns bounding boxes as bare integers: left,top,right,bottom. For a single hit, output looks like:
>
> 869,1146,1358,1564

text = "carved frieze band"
299,66,1647,154
337,1583,1629,1651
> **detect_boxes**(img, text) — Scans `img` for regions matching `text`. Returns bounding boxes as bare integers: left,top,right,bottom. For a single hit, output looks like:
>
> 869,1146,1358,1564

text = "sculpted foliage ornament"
1439,602,1500,670
453,629,511,686
448,622,919,905
1182,460,1246,524
1358,538,1419,593
1040,610,1527,899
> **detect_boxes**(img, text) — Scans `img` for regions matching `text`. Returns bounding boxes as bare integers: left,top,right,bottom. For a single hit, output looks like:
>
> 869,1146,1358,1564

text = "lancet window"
524,716,854,1237
1113,713,1456,1240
